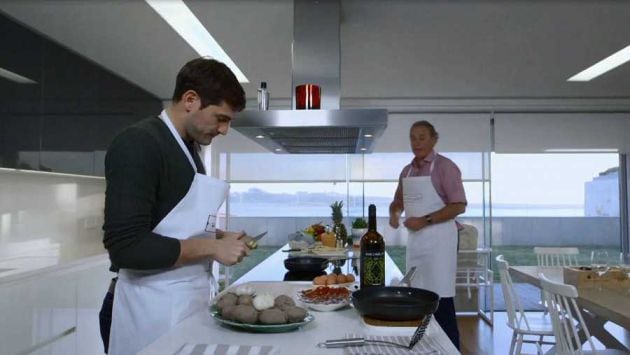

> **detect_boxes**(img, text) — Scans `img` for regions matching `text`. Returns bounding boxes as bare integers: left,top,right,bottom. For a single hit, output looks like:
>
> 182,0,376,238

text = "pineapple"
331,201,344,224
330,201,349,247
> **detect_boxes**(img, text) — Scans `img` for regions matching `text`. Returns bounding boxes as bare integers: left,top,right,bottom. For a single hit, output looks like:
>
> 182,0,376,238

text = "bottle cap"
260,81,267,89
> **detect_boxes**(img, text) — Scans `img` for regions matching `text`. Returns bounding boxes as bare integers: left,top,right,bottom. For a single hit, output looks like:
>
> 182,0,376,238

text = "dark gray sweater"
103,116,205,272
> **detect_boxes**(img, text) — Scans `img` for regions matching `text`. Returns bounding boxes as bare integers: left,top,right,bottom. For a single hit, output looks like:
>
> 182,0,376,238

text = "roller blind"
494,113,630,153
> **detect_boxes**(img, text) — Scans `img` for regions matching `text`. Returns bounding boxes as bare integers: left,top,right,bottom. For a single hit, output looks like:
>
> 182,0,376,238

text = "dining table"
510,265,630,351
138,244,460,355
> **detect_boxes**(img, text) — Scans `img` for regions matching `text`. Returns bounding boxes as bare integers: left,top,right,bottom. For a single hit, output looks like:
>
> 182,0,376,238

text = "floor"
458,312,630,355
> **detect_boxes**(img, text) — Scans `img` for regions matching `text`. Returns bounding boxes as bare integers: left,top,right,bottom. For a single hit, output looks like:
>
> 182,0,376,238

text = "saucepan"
352,286,440,321
283,256,329,273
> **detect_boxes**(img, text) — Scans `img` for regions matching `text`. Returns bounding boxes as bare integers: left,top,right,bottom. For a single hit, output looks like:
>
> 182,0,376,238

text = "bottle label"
362,252,385,286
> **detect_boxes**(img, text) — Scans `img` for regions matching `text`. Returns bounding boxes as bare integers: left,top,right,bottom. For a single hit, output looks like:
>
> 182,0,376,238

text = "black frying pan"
352,286,440,321
283,256,329,273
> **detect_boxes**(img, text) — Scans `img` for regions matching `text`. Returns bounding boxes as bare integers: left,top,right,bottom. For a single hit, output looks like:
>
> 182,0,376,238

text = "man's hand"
403,217,428,231
176,231,249,267
214,231,250,266
389,214,400,229
389,203,403,229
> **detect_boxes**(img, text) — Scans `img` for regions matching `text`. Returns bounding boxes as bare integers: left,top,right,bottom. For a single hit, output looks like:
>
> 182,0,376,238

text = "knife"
244,231,267,249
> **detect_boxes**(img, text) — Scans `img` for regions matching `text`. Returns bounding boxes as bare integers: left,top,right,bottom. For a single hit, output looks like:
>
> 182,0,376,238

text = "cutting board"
362,315,425,327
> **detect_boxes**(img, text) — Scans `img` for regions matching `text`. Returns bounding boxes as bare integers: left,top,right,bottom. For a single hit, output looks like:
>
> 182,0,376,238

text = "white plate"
297,286,352,312
311,282,358,290
300,299,350,312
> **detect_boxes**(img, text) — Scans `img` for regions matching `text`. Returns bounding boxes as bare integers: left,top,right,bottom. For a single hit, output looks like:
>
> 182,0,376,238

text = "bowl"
298,286,351,312
283,256,329,273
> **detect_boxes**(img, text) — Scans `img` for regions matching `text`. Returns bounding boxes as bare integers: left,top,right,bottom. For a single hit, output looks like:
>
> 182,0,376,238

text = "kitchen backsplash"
0,168,106,269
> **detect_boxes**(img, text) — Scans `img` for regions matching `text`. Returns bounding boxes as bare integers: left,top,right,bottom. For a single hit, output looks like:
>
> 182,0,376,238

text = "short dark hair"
172,57,246,112
410,120,439,139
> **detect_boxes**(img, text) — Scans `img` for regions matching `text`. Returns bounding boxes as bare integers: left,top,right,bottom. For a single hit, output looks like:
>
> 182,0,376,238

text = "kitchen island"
139,245,459,354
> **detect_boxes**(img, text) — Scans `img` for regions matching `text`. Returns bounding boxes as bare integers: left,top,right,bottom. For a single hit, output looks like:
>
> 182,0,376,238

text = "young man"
100,58,251,355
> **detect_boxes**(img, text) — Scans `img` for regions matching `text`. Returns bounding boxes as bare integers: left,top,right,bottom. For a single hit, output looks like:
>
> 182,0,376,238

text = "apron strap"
406,155,437,177
159,110,200,173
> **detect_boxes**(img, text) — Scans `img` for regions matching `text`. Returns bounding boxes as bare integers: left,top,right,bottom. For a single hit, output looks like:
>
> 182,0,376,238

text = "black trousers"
433,297,460,350
98,278,116,354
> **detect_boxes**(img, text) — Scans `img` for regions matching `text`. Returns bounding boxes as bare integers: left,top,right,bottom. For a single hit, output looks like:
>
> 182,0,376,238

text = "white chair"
496,255,555,354
534,247,580,267
539,273,628,354
534,247,580,314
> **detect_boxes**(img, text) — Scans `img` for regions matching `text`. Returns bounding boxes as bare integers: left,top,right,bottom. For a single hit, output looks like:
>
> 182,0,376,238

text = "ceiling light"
363,134,373,138
544,148,618,153
274,148,282,152
255,135,265,139
0,67,37,84
360,147,367,151
567,44,630,82
145,0,248,83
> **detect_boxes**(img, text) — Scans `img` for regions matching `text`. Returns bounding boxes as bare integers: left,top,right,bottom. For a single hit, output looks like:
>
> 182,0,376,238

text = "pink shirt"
392,151,467,208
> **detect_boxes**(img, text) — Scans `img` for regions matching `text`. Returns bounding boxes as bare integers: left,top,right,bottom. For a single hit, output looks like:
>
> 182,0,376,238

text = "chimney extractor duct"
232,0,387,154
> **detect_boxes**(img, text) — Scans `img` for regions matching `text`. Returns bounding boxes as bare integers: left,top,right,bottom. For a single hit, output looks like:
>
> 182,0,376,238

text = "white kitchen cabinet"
0,255,112,355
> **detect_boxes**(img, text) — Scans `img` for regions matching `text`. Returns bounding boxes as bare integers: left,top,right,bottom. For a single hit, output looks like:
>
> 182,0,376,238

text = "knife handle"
245,239,258,249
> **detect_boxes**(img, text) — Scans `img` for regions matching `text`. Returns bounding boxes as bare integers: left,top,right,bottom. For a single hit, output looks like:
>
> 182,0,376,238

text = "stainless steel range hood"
232,0,387,154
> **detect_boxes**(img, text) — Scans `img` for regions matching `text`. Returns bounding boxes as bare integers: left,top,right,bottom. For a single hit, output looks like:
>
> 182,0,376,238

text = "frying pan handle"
317,338,366,348
399,266,417,286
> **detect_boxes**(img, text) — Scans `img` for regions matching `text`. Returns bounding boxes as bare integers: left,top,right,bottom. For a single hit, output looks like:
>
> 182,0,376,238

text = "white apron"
403,159,458,298
108,111,228,355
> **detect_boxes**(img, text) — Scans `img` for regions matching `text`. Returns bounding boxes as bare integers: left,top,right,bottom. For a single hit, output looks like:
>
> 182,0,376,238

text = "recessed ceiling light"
274,148,282,152
363,134,373,138
145,0,248,83
0,67,37,84
360,147,367,151
255,135,265,139
544,148,618,153
567,44,630,82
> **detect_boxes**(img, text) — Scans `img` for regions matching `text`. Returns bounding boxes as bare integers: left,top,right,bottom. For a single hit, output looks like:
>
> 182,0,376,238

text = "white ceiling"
2,0,630,105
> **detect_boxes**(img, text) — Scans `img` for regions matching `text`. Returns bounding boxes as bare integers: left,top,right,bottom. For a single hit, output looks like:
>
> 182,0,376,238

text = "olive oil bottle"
360,204,385,289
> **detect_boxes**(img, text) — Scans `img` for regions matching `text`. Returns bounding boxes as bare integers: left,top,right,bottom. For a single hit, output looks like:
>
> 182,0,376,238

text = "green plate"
209,306,314,333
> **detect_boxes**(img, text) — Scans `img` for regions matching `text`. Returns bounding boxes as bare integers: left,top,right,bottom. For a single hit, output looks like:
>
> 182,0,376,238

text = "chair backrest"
539,273,596,354
458,224,478,250
534,247,580,267
496,255,530,330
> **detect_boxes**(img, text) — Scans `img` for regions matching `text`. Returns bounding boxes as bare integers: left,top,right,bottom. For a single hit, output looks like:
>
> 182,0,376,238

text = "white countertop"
139,247,459,355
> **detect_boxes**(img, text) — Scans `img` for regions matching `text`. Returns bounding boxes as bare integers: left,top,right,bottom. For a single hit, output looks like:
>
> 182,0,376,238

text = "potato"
274,295,295,310
216,293,237,311
259,308,288,324
233,304,258,324
285,306,308,323
237,294,254,306
221,304,237,321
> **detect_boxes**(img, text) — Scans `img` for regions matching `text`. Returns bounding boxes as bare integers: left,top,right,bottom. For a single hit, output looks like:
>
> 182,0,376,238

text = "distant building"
584,167,619,217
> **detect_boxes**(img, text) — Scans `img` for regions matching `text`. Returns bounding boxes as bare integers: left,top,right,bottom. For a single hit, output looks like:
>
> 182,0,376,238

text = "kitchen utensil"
284,256,329,273
318,337,409,349
352,286,439,321
318,315,435,351
295,84,321,109
244,231,268,249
